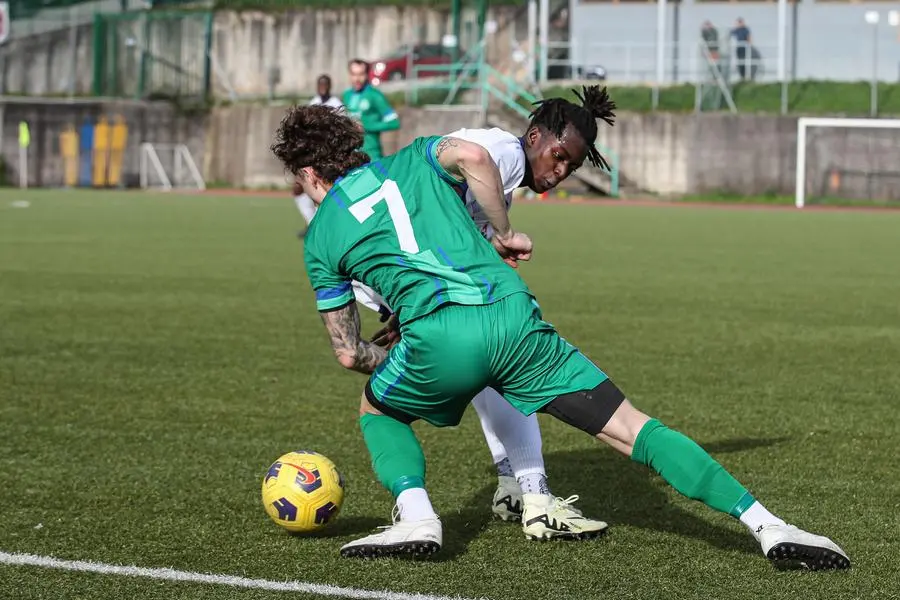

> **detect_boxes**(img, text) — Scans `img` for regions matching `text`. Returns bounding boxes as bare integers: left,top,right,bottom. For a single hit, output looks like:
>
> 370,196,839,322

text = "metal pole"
871,25,878,117
790,0,799,79
527,0,537,85
672,0,680,82
654,0,666,110
779,0,789,115
68,5,78,97
777,0,786,81
539,0,549,84
451,0,461,64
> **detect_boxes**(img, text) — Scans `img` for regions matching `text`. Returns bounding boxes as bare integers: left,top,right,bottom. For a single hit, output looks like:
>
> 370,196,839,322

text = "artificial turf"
1,190,898,600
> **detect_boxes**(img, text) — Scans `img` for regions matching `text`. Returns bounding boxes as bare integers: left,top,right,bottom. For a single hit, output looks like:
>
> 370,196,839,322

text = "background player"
295,74,344,230
343,59,400,161
272,105,851,571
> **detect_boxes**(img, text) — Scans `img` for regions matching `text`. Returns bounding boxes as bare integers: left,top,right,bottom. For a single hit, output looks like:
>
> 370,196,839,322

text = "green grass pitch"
1,190,898,600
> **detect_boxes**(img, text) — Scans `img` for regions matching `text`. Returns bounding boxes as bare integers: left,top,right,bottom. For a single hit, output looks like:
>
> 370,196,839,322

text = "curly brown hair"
271,105,370,184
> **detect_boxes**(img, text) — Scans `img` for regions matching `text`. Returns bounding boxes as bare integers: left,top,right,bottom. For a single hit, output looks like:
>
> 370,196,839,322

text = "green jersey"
342,84,400,160
304,136,531,325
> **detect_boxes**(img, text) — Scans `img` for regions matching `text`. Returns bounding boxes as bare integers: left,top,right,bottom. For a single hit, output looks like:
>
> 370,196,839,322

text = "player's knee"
603,400,652,447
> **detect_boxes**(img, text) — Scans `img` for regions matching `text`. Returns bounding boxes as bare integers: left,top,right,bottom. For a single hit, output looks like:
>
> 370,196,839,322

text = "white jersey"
445,127,527,239
309,95,344,110
341,126,525,315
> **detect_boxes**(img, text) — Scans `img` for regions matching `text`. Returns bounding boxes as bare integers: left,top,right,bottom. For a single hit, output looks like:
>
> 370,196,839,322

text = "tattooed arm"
434,136,533,267
434,137,511,238
320,303,388,374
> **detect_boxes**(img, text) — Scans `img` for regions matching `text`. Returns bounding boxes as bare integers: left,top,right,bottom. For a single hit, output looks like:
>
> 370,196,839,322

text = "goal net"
795,118,900,208
139,143,206,191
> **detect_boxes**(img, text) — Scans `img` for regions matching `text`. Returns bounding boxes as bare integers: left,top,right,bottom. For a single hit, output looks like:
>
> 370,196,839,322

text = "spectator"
730,18,752,80
701,21,719,61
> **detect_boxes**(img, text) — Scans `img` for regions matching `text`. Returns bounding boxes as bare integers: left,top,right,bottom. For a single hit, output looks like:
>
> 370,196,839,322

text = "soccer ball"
261,451,345,533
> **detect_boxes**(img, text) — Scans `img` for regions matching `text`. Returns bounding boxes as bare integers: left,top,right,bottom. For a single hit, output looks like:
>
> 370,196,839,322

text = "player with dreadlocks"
367,86,619,539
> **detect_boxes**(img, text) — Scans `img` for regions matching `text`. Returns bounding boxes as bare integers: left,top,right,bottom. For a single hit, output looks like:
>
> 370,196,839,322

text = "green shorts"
365,292,608,427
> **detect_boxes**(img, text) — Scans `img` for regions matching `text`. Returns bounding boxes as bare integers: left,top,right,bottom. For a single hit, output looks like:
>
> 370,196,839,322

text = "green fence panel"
92,9,212,100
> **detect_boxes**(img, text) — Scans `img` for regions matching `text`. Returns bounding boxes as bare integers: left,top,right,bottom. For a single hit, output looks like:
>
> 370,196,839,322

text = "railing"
409,53,621,197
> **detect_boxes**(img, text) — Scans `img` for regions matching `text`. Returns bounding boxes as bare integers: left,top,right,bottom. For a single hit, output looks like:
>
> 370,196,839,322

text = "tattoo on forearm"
321,306,387,374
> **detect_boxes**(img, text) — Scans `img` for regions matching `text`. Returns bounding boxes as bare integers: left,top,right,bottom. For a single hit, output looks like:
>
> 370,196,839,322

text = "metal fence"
92,10,213,100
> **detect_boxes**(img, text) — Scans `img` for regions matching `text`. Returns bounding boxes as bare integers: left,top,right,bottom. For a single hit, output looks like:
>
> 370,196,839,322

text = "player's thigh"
367,305,491,427
492,294,609,416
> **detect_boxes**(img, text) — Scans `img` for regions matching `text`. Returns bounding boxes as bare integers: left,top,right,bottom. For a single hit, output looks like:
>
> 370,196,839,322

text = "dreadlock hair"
528,85,616,170
271,104,369,185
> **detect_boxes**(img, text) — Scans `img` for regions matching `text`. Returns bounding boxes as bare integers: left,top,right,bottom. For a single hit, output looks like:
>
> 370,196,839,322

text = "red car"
369,43,458,85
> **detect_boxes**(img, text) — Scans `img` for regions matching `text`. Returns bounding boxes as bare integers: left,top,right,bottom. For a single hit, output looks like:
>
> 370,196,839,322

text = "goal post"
795,117,900,208
139,143,206,192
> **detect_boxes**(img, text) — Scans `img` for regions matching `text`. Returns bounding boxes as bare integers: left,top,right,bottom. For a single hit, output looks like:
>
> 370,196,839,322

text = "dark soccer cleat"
759,524,851,570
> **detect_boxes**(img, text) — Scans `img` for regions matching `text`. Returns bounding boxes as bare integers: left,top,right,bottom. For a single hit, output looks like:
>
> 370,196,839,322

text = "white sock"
294,193,317,225
396,488,437,522
471,387,511,465
739,501,786,540
471,387,550,495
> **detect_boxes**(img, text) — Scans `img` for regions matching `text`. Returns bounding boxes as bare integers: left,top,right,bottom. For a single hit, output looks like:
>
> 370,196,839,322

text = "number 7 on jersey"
348,179,420,253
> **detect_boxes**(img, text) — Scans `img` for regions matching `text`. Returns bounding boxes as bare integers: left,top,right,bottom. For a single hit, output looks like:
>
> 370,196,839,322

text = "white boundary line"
0,551,484,600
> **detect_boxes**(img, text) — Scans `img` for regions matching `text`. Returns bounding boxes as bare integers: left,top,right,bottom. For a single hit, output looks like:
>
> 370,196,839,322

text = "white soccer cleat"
521,493,608,541
492,476,523,522
340,506,442,559
758,524,850,570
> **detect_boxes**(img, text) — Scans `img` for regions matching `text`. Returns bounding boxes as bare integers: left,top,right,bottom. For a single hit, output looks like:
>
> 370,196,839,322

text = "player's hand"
370,313,400,348
492,230,533,269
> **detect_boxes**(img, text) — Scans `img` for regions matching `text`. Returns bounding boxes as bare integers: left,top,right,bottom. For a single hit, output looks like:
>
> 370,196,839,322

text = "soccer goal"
139,143,206,191
795,117,900,208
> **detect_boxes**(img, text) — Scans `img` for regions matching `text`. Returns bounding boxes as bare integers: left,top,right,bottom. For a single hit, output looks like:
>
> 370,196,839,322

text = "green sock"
632,419,753,518
360,413,426,497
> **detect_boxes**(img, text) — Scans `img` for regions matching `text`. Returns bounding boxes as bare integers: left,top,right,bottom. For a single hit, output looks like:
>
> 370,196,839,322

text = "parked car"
369,43,460,85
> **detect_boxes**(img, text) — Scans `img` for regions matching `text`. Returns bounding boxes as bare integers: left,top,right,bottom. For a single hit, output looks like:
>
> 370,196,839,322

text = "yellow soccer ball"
261,451,345,533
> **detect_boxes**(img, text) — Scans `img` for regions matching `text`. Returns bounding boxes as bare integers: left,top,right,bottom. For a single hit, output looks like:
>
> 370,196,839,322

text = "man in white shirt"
295,75,344,231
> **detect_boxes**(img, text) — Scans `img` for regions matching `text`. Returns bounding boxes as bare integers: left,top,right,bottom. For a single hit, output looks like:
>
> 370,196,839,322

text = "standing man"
730,18,752,80
343,59,400,161
295,75,344,230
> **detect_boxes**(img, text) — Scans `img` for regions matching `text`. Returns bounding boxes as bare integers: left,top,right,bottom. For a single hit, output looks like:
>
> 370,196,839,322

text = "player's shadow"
432,483,496,561
543,435,792,556
300,515,387,539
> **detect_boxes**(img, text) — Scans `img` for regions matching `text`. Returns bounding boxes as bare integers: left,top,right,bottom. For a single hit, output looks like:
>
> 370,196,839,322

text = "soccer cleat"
758,524,851,570
492,476,523,522
521,493,608,541
340,505,442,559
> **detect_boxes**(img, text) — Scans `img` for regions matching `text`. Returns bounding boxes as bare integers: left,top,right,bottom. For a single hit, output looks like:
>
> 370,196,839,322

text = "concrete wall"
204,104,483,187
212,6,522,98
571,0,900,84
0,5,523,99
0,99,206,187
11,100,897,201
598,112,900,200
0,23,94,96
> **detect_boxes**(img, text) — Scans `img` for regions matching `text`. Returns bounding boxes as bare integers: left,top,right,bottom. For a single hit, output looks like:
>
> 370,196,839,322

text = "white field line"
0,551,485,600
